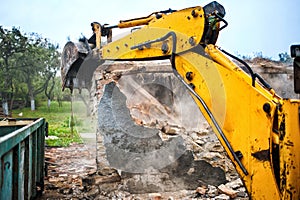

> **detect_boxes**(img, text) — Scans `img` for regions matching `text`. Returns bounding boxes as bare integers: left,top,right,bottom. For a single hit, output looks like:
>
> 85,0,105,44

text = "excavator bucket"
61,40,102,93
61,22,110,93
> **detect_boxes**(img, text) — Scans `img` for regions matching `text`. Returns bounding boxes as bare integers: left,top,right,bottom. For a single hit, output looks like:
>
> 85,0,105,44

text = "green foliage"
0,26,60,112
279,52,293,63
10,101,94,147
61,116,83,128
46,137,82,147
235,51,293,63
252,52,273,60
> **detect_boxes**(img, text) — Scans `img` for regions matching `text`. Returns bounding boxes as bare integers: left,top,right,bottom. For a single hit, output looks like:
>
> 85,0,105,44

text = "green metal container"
0,118,47,199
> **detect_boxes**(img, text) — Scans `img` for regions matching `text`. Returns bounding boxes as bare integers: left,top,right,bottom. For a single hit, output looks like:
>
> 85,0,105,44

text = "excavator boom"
61,1,300,199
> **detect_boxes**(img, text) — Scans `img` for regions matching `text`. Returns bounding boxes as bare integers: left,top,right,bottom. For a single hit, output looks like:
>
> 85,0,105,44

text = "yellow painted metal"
85,3,300,199
101,6,205,60
279,99,300,200
205,44,282,102
172,46,300,199
174,48,281,199
117,15,156,28
91,23,101,49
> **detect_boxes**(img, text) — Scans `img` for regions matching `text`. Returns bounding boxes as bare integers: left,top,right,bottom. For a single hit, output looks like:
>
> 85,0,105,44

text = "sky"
0,0,299,60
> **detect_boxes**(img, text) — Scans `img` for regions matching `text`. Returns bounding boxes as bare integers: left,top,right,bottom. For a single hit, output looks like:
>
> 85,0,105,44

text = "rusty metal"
0,118,46,199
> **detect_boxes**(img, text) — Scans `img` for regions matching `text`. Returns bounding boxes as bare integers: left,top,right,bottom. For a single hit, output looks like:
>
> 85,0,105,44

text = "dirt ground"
39,131,249,200
40,142,98,200
40,143,200,200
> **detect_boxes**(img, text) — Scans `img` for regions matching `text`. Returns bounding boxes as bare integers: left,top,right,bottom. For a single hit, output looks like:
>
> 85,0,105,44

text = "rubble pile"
42,141,248,199
239,58,294,98
93,61,249,199
42,144,100,199
42,59,293,199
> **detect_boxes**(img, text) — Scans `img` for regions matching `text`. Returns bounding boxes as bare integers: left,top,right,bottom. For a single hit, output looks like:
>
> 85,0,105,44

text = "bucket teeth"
61,41,102,93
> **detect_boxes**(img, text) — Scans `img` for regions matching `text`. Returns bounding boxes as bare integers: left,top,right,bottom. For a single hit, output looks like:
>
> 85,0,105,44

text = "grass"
11,100,97,147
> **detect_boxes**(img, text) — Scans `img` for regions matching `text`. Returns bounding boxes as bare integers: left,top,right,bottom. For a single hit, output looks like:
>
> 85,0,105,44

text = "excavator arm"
61,1,300,199
61,1,224,91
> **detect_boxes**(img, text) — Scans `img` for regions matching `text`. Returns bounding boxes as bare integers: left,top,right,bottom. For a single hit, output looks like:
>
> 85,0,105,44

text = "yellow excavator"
61,1,300,199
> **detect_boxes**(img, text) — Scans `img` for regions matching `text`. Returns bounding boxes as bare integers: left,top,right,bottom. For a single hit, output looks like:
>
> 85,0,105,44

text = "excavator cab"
291,44,300,93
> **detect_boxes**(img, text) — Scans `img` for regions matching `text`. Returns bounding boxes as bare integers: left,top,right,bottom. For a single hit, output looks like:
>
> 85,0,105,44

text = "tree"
0,27,60,113
0,26,27,115
44,44,60,109
279,52,293,64
17,34,59,110
45,70,56,109
53,76,64,107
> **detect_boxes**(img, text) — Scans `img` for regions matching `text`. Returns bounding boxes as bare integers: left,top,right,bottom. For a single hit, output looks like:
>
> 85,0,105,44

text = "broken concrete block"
94,174,121,185
215,193,230,200
207,185,218,197
97,82,187,173
149,193,162,200
225,178,244,189
196,186,207,195
161,124,177,135
218,184,238,198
